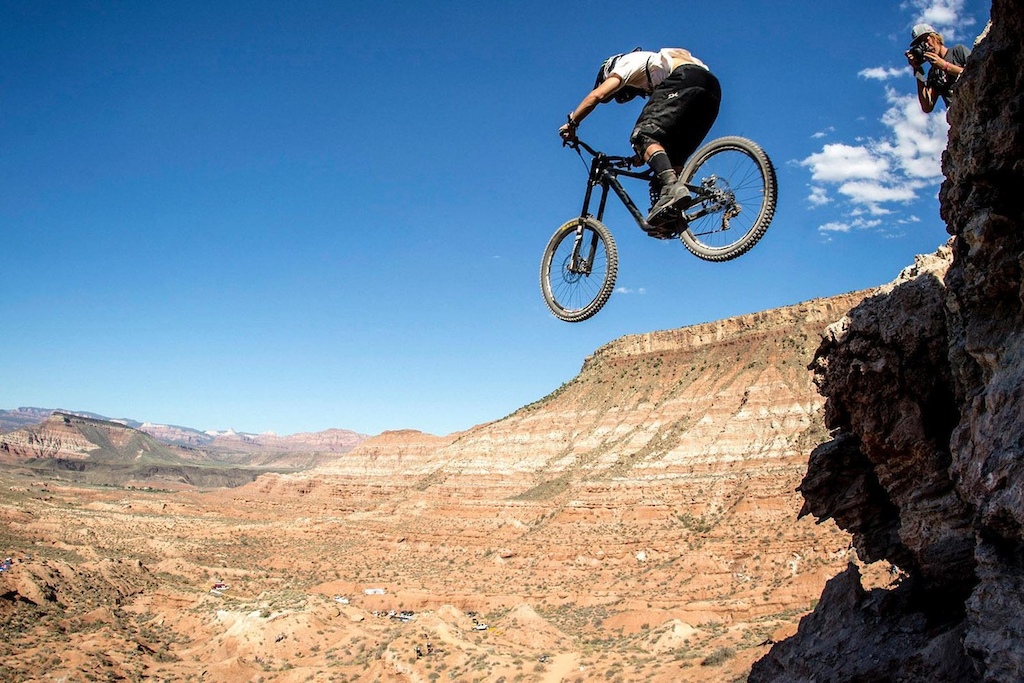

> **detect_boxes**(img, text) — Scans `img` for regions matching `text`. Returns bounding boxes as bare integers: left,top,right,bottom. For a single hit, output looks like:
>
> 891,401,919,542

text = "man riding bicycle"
559,47,721,237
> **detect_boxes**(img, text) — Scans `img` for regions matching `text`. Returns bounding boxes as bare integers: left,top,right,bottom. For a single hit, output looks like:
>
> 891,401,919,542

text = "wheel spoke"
540,218,618,322
679,137,777,262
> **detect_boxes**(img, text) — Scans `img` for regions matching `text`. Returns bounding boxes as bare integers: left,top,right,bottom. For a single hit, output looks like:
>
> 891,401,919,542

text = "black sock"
648,151,676,187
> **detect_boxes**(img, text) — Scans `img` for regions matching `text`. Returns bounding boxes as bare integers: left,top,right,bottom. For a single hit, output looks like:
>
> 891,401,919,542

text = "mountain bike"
539,136,777,322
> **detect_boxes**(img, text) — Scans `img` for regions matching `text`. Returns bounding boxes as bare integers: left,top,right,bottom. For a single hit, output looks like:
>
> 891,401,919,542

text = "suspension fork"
579,155,607,218
568,159,612,275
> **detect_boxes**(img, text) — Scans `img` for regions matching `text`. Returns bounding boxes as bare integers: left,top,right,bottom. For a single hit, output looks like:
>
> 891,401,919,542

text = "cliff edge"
751,2,1023,680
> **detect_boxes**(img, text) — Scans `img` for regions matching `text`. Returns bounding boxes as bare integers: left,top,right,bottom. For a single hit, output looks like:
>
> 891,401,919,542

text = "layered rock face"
751,2,1024,680
255,290,867,508
0,413,167,463
239,291,873,681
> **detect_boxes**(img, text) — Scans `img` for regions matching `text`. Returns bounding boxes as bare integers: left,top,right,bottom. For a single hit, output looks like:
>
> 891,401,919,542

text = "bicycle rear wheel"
540,217,618,323
678,136,777,262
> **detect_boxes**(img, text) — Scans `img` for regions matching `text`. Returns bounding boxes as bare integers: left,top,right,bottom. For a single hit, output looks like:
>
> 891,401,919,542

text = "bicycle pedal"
642,225,678,240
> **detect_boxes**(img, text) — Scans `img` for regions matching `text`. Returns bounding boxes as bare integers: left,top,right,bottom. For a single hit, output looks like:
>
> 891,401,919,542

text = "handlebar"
564,138,642,169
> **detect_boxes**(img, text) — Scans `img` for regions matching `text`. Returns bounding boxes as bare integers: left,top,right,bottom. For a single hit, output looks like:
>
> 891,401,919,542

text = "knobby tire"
540,217,618,323
678,136,777,262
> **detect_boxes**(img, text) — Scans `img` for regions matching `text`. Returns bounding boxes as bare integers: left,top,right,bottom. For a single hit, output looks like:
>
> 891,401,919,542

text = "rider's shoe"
647,179,694,228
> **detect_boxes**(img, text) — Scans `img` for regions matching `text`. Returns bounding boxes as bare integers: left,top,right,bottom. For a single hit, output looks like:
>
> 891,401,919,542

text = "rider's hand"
559,123,578,144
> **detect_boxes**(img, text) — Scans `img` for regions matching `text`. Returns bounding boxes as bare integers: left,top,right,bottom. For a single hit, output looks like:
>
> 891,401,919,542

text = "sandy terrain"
0,467,895,682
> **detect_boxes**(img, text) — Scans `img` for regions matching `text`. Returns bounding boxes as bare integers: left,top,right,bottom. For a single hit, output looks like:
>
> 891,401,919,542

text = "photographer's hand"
923,51,949,73
906,51,926,82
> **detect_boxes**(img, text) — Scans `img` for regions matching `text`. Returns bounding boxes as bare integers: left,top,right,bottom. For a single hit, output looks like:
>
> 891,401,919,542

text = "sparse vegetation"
701,646,736,666
0,305,858,681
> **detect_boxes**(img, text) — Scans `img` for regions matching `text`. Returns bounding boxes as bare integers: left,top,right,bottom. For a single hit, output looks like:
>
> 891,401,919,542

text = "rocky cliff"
0,413,188,465
750,2,1024,680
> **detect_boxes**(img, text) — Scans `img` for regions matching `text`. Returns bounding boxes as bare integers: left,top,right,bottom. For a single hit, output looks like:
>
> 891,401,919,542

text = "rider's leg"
645,144,676,187
632,66,721,227
636,139,692,225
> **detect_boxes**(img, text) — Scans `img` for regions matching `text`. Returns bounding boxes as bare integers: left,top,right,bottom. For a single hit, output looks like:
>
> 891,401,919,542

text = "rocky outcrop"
204,427,368,454
751,247,980,681
0,414,271,488
941,2,1024,677
801,247,976,596
0,413,159,463
752,2,1024,680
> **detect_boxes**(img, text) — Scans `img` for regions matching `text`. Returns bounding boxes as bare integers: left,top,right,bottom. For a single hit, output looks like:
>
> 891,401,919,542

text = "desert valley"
3,287,889,682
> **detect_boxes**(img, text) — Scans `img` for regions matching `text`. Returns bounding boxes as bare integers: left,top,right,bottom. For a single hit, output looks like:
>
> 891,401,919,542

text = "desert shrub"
701,647,736,666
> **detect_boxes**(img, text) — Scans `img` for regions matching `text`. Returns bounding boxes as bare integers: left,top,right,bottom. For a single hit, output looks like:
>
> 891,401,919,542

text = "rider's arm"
559,75,623,138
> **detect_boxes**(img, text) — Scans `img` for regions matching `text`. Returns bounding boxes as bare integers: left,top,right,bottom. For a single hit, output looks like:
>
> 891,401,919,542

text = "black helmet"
593,47,643,89
594,54,620,89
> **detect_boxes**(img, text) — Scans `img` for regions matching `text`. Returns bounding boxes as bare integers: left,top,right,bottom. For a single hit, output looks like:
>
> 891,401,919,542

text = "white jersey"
607,48,709,94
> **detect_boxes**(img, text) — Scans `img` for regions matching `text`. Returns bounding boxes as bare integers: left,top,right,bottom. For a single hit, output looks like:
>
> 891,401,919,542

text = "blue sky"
1,0,990,436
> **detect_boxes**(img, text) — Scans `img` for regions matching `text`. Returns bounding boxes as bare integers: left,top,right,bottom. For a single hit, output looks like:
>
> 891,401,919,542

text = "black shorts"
630,65,722,166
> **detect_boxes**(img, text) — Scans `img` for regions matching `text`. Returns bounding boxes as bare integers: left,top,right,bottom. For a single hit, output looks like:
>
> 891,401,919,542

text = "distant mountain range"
0,407,369,487
0,406,367,451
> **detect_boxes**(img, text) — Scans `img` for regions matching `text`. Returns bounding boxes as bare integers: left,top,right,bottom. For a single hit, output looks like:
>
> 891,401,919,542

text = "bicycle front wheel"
540,217,618,323
678,136,777,262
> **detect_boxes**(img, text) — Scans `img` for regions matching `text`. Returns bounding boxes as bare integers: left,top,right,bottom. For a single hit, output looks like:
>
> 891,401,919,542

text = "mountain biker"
559,47,721,236
905,23,970,113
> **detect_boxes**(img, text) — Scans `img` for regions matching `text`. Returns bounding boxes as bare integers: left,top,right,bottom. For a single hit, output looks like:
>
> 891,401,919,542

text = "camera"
908,43,929,64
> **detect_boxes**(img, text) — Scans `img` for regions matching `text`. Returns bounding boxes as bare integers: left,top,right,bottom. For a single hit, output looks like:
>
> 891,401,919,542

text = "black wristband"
566,113,578,128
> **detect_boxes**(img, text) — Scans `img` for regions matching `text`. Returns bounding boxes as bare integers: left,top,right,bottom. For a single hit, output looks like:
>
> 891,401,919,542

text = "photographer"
906,23,970,113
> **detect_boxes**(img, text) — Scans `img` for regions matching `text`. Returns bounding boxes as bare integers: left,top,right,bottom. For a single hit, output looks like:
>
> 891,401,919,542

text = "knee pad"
630,128,658,158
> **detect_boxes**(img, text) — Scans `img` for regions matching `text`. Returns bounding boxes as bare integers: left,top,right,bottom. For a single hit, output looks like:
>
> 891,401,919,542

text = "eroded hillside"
1,289,886,682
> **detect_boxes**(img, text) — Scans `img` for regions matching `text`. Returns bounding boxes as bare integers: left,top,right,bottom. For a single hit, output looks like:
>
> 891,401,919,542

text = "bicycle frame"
571,139,721,233
579,151,654,230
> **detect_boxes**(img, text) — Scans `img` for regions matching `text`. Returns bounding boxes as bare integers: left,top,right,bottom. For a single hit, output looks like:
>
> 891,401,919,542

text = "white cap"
911,23,937,44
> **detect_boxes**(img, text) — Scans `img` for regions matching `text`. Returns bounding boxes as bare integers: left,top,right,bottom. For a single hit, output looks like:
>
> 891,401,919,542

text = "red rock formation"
753,3,1024,679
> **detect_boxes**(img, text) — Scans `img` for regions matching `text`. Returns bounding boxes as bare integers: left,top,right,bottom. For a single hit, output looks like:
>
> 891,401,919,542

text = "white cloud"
817,217,884,234
838,180,920,205
615,287,646,295
808,186,831,207
904,0,976,41
852,206,894,219
803,1,979,241
859,66,905,81
819,221,851,234
877,87,949,180
800,81,949,226
801,144,890,183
